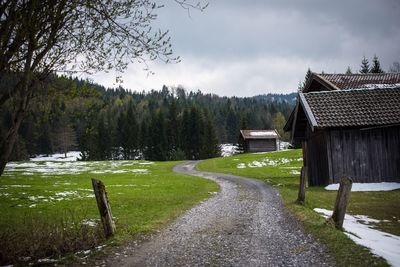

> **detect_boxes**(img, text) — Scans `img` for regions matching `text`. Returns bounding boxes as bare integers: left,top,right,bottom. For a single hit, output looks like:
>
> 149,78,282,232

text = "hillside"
1,75,296,161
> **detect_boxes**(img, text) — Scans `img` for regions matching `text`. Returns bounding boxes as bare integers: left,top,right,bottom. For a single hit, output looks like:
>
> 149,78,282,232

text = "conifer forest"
0,75,295,161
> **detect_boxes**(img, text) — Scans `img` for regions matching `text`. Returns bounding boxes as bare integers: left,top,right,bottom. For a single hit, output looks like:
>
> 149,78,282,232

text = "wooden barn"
239,130,280,153
285,73,400,186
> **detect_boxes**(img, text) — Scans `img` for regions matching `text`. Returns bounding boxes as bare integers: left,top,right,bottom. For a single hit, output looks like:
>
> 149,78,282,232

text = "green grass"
0,160,218,265
198,149,400,267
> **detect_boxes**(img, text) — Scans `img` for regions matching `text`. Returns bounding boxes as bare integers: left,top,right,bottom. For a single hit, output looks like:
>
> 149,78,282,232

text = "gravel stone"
103,161,335,267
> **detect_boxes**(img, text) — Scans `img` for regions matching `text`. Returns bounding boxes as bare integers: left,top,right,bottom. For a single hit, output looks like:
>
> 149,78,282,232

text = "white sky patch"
325,183,400,192
314,208,400,267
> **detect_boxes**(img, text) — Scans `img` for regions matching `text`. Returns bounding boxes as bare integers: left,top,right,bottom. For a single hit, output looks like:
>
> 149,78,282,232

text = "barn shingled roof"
300,87,400,128
316,73,400,90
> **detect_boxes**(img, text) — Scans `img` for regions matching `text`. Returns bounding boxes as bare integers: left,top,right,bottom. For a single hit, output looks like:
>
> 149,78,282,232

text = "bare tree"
0,0,207,175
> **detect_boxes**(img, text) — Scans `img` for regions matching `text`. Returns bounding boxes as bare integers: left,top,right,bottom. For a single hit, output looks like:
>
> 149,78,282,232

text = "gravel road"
103,161,334,267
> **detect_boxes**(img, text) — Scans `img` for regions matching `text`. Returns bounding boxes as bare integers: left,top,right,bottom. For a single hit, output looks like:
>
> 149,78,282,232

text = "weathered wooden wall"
246,139,277,152
327,126,400,184
307,130,330,186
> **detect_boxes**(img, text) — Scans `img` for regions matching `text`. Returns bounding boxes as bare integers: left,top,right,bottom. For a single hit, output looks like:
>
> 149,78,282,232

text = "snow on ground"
220,144,240,157
325,182,400,192
236,157,302,169
4,160,154,176
279,141,290,150
314,208,400,267
30,151,82,161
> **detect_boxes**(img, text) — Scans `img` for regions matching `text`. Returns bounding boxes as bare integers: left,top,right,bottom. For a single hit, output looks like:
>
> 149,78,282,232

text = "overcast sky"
88,0,400,97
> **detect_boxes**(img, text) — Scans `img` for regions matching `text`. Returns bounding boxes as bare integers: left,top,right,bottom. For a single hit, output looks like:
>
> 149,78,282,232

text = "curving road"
104,161,334,267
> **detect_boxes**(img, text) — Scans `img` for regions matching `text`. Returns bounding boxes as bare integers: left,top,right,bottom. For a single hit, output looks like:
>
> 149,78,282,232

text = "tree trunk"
0,93,29,176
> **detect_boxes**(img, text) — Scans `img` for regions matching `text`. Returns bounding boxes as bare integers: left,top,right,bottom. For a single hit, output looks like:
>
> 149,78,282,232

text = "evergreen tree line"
1,75,294,161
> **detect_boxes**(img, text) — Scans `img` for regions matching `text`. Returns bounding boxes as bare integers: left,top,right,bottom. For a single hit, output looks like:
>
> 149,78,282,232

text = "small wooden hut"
285,73,400,186
239,130,280,153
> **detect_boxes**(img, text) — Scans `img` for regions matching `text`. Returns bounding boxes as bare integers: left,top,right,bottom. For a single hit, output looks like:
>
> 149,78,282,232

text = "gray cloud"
90,1,400,96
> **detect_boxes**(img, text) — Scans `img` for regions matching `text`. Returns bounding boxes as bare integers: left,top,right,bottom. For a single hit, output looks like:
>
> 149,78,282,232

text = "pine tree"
370,55,384,73
139,119,149,158
96,116,112,160
180,108,191,159
345,66,352,74
146,110,168,161
122,104,139,159
201,110,220,159
225,108,238,143
166,99,179,158
298,68,312,92
360,56,370,73
188,106,204,159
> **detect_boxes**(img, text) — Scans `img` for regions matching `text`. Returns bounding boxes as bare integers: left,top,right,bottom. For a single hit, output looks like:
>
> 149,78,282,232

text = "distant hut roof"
240,130,279,140
303,72,400,93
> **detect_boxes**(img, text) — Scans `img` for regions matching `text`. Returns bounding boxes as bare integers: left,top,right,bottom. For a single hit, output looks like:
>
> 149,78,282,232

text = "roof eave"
303,73,341,93
298,93,318,131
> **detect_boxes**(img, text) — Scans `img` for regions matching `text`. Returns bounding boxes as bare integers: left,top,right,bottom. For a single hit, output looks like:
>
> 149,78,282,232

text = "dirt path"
103,161,334,267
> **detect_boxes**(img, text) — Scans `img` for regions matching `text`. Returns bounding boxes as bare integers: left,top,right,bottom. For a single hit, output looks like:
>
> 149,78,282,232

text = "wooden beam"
92,178,116,238
330,176,353,230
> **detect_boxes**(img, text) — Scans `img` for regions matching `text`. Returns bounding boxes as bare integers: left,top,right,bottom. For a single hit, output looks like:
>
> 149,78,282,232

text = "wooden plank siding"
328,126,400,184
307,130,330,186
246,139,277,152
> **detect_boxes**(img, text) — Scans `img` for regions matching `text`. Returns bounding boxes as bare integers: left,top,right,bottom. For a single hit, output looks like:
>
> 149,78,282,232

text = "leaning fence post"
330,176,353,230
296,166,307,204
92,178,116,238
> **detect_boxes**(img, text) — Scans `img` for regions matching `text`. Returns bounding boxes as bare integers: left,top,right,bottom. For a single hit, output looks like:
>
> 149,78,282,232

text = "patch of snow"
81,219,98,227
108,184,137,187
248,161,265,168
30,151,81,161
139,161,154,165
220,144,240,157
37,258,57,264
3,184,31,188
55,191,79,197
279,141,291,150
237,163,246,169
131,169,149,173
314,208,400,267
290,170,301,175
249,131,277,136
325,182,400,192
4,160,153,176
361,83,400,89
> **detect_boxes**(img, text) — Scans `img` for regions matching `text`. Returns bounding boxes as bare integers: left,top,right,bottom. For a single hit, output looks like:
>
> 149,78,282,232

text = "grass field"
198,149,399,267
0,160,218,265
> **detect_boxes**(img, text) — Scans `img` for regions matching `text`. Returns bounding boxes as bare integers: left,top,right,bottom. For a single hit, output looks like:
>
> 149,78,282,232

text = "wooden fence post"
330,176,353,230
92,178,116,238
296,166,307,204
